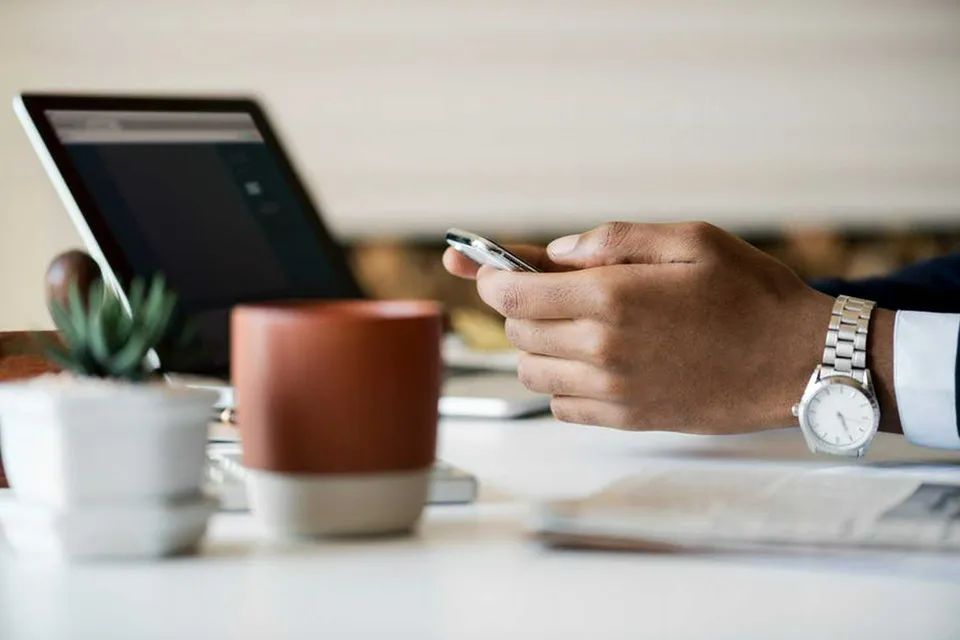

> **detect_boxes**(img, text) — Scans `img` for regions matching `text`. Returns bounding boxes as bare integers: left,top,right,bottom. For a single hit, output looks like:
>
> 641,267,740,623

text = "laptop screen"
31,102,361,374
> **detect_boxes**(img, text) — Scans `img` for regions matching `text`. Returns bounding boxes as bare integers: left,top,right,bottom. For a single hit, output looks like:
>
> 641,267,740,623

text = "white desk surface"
1,417,959,640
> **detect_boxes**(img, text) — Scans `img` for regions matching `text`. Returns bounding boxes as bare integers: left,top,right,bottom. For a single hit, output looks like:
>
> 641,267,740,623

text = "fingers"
505,318,587,360
476,268,609,319
546,221,722,269
443,247,482,279
517,352,626,402
505,318,623,366
549,396,639,430
443,244,557,280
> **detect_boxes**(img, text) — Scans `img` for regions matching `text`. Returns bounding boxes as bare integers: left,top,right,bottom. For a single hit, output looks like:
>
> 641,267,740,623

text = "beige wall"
2,0,959,329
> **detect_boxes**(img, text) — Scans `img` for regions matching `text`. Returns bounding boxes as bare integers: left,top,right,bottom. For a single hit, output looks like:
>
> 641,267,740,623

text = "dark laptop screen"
43,108,360,373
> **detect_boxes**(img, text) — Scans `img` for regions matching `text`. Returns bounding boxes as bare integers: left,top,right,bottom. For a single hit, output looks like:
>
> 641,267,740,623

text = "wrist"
868,307,900,434
788,294,892,455
760,288,835,428
778,294,900,435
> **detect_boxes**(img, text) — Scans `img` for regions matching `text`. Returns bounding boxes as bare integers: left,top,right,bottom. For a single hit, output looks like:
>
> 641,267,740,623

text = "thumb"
546,221,710,268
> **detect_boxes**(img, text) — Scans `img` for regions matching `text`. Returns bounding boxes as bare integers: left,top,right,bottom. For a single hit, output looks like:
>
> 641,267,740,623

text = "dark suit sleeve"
812,252,960,313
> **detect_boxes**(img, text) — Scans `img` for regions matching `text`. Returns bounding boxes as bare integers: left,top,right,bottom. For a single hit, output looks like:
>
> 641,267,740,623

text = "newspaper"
536,467,960,552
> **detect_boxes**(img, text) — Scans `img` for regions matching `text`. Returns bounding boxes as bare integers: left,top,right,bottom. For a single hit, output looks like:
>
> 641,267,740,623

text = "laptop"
14,93,549,419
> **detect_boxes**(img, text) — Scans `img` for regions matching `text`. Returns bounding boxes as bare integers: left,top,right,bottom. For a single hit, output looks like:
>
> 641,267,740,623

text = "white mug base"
245,467,430,538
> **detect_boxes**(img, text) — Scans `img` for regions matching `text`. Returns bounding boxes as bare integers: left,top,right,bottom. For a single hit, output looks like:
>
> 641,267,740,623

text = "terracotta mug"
231,300,442,537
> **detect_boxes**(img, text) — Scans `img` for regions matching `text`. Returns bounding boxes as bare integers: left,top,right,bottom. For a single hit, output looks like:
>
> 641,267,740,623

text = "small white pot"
0,376,217,559
0,376,216,507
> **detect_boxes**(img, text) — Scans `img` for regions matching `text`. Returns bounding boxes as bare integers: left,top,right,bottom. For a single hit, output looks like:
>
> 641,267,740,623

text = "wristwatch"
792,295,881,457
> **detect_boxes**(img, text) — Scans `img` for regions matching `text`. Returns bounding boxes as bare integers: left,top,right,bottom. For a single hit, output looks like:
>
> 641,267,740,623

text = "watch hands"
836,412,853,438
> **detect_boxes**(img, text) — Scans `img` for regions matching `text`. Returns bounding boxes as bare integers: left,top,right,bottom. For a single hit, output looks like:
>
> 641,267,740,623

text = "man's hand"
444,221,897,434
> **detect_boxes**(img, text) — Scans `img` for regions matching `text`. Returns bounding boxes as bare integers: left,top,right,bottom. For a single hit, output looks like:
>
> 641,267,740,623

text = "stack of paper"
537,467,960,552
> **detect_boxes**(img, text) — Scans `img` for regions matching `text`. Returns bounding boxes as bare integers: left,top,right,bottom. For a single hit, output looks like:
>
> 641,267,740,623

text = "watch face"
803,380,876,449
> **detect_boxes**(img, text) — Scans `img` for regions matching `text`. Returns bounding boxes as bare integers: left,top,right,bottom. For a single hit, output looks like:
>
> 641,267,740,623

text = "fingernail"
547,234,580,257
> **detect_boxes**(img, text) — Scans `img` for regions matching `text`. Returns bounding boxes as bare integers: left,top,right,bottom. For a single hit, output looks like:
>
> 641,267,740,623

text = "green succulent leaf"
140,275,168,327
48,300,79,345
108,332,151,376
88,304,110,365
67,281,88,340
126,278,145,315
42,343,89,376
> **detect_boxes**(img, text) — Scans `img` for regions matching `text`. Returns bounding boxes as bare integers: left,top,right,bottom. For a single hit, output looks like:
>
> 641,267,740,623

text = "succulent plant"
43,274,187,382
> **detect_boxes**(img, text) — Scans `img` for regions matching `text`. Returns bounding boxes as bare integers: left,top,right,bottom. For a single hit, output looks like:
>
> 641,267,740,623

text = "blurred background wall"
2,0,959,330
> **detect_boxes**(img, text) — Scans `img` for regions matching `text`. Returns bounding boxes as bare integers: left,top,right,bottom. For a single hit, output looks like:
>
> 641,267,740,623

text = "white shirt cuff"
894,310,960,449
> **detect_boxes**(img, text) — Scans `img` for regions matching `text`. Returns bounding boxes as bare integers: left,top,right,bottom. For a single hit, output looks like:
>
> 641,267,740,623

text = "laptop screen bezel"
16,93,363,376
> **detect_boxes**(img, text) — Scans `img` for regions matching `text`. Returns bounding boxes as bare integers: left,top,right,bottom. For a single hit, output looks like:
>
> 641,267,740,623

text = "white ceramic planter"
0,377,216,507
0,377,218,559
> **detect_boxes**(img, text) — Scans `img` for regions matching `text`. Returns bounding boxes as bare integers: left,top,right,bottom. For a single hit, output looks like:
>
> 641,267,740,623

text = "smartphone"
445,228,540,273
